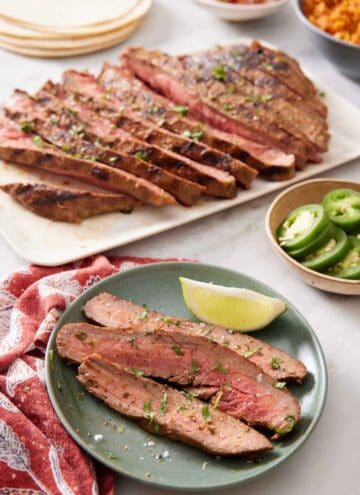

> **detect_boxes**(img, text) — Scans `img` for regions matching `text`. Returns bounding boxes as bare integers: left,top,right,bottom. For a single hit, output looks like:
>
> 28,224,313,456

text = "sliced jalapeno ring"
326,236,360,280
302,227,350,272
277,204,329,251
288,222,333,260
323,188,360,233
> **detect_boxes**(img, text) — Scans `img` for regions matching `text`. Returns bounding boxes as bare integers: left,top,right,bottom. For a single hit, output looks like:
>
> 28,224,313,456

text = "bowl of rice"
295,0,360,80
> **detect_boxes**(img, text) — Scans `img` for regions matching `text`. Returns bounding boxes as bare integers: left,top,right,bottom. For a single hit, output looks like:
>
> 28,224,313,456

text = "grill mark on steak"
83,293,307,383
6,90,204,207
179,51,329,153
0,117,175,207
77,354,273,456
233,41,327,117
57,323,301,435
98,64,296,179
122,47,309,169
62,70,257,188
0,182,138,222
34,83,237,199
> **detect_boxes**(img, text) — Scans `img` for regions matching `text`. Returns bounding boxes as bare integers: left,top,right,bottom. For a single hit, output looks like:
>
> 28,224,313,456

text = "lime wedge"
179,277,287,332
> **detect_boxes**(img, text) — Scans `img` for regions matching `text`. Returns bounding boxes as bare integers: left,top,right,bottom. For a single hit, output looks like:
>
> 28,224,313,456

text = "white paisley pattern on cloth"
6,359,36,397
0,418,51,495
0,284,17,343
0,392,18,413
0,489,44,494
36,272,82,306
48,446,75,495
0,309,25,358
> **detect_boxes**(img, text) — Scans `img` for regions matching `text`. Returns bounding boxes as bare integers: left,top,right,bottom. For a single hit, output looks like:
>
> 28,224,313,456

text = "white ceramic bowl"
266,179,360,296
194,0,289,21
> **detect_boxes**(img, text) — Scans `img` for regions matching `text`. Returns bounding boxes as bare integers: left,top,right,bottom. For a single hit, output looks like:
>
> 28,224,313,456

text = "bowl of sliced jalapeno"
266,179,360,295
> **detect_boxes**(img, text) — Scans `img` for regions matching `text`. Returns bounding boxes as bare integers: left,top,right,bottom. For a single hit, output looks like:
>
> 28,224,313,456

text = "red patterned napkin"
0,255,178,494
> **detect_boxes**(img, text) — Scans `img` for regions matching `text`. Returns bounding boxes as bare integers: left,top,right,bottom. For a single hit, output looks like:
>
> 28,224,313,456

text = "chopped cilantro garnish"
172,105,189,117
319,91,326,98
154,423,160,433
262,63,274,71
244,347,262,358
201,405,212,423
171,345,184,356
226,86,235,94
20,122,33,133
270,357,283,369
32,135,44,149
214,361,227,374
106,451,118,459
67,108,78,116
213,389,223,409
176,404,186,412
273,381,287,389
50,116,60,126
222,103,233,112
159,392,168,415
131,368,145,377
182,129,204,141
134,151,148,162
117,425,125,433
212,64,227,81
245,95,254,103
129,335,139,349
182,390,193,404
189,359,200,375
143,399,154,423
56,381,62,392
138,305,149,321
258,94,273,103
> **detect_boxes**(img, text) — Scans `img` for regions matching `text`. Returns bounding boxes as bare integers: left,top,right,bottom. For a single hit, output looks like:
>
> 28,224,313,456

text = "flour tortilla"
0,0,140,29
0,22,138,58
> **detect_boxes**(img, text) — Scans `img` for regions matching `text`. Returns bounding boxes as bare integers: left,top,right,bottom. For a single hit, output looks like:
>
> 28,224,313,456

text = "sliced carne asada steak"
83,292,307,383
6,90,204,207
180,50,329,153
57,323,301,435
122,47,309,168
230,41,327,117
0,117,175,207
78,354,272,456
35,83,237,199
62,69,257,188
0,183,137,222
98,64,296,179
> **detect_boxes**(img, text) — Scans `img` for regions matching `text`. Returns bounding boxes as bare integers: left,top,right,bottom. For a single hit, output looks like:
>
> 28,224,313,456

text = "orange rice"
303,0,360,45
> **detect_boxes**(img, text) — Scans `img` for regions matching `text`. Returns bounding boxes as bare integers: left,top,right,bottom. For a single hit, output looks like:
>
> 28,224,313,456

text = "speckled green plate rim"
45,261,328,491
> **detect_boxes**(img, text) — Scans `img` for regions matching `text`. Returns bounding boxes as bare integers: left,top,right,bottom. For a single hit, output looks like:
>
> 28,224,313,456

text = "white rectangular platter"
0,42,359,266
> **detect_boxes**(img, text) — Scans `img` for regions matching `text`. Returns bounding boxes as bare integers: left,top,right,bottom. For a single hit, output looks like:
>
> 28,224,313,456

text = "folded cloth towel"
0,255,179,494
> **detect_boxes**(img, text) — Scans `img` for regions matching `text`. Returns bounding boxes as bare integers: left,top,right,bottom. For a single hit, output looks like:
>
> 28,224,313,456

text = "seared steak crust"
0,182,138,222
57,322,301,435
83,293,307,383
98,64,296,179
7,90,204,207
122,47,310,168
0,117,175,206
35,84,237,199
62,70,257,188
78,354,272,456
180,50,329,153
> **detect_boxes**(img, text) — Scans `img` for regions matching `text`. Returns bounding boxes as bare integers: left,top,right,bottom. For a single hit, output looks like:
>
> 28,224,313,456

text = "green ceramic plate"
45,262,327,491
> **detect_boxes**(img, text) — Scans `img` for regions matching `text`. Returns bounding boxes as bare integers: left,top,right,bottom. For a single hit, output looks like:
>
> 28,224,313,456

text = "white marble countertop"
0,1,359,494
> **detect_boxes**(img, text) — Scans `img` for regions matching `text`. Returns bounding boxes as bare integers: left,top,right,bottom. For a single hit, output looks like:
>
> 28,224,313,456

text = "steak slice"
78,354,272,456
83,293,307,383
36,83,237,199
122,47,309,169
57,323,301,435
62,70,257,188
180,50,329,153
0,183,137,222
99,64,296,179
0,117,175,206
234,41,327,117
7,90,204,207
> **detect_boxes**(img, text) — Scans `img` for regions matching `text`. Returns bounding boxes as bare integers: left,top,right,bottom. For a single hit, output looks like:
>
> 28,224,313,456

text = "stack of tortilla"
0,0,152,57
